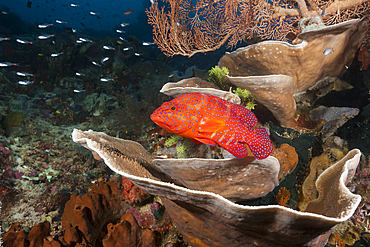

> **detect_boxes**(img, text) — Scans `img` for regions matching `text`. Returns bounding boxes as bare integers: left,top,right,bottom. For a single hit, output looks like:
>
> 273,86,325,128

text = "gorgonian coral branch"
146,0,370,57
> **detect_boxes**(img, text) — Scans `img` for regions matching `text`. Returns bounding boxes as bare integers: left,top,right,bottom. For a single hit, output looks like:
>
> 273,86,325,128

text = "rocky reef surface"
0,28,370,246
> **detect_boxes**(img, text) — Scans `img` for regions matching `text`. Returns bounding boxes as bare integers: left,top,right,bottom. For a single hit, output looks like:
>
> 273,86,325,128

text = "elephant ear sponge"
2,110,25,129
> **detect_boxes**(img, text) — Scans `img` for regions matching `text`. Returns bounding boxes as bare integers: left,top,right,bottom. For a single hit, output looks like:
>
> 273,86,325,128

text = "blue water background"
1,0,153,41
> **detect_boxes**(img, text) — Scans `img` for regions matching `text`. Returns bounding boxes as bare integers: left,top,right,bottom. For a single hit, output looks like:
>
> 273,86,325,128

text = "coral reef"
146,0,369,57
276,187,291,207
298,148,345,211
72,129,362,247
219,18,368,126
2,110,25,129
162,135,194,159
126,202,168,231
271,143,299,180
3,221,51,247
160,77,241,104
358,45,370,70
121,176,147,204
0,8,369,247
309,106,360,140
2,181,182,247
329,153,370,245
59,181,128,246
22,165,60,182
102,212,156,247
153,155,280,201
0,113,109,234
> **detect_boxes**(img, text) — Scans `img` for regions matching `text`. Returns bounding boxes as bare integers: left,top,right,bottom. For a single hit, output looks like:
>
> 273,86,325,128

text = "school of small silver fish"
0,0,156,94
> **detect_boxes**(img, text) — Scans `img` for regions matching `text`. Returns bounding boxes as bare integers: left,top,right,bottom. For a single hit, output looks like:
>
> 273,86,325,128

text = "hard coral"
2,110,25,129
160,77,241,105
73,129,362,247
219,18,368,126
298,148,345,211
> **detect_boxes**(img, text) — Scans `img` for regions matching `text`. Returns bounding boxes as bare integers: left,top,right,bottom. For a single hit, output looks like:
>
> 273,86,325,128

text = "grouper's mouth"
150,114,170,131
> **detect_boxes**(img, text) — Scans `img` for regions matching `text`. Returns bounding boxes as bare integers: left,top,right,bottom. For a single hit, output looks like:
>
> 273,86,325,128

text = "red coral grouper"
150,92,273,159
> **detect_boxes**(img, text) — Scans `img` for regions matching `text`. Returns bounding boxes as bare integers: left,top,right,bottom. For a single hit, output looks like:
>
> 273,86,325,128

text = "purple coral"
127,207,156,229
127,202,170,232
0,146,11,155
3,167,24,180
151,202,160,212
0,144,13,166
14,171,24,180
4,167,14,179
30,170,38,177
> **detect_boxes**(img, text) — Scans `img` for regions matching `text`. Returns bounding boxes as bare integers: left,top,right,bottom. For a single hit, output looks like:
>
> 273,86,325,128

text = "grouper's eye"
171,106,176,110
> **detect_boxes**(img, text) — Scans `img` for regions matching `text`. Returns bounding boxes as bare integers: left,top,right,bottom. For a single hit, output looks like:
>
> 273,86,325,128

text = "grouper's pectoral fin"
192,137,217,146
200,119,225,132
